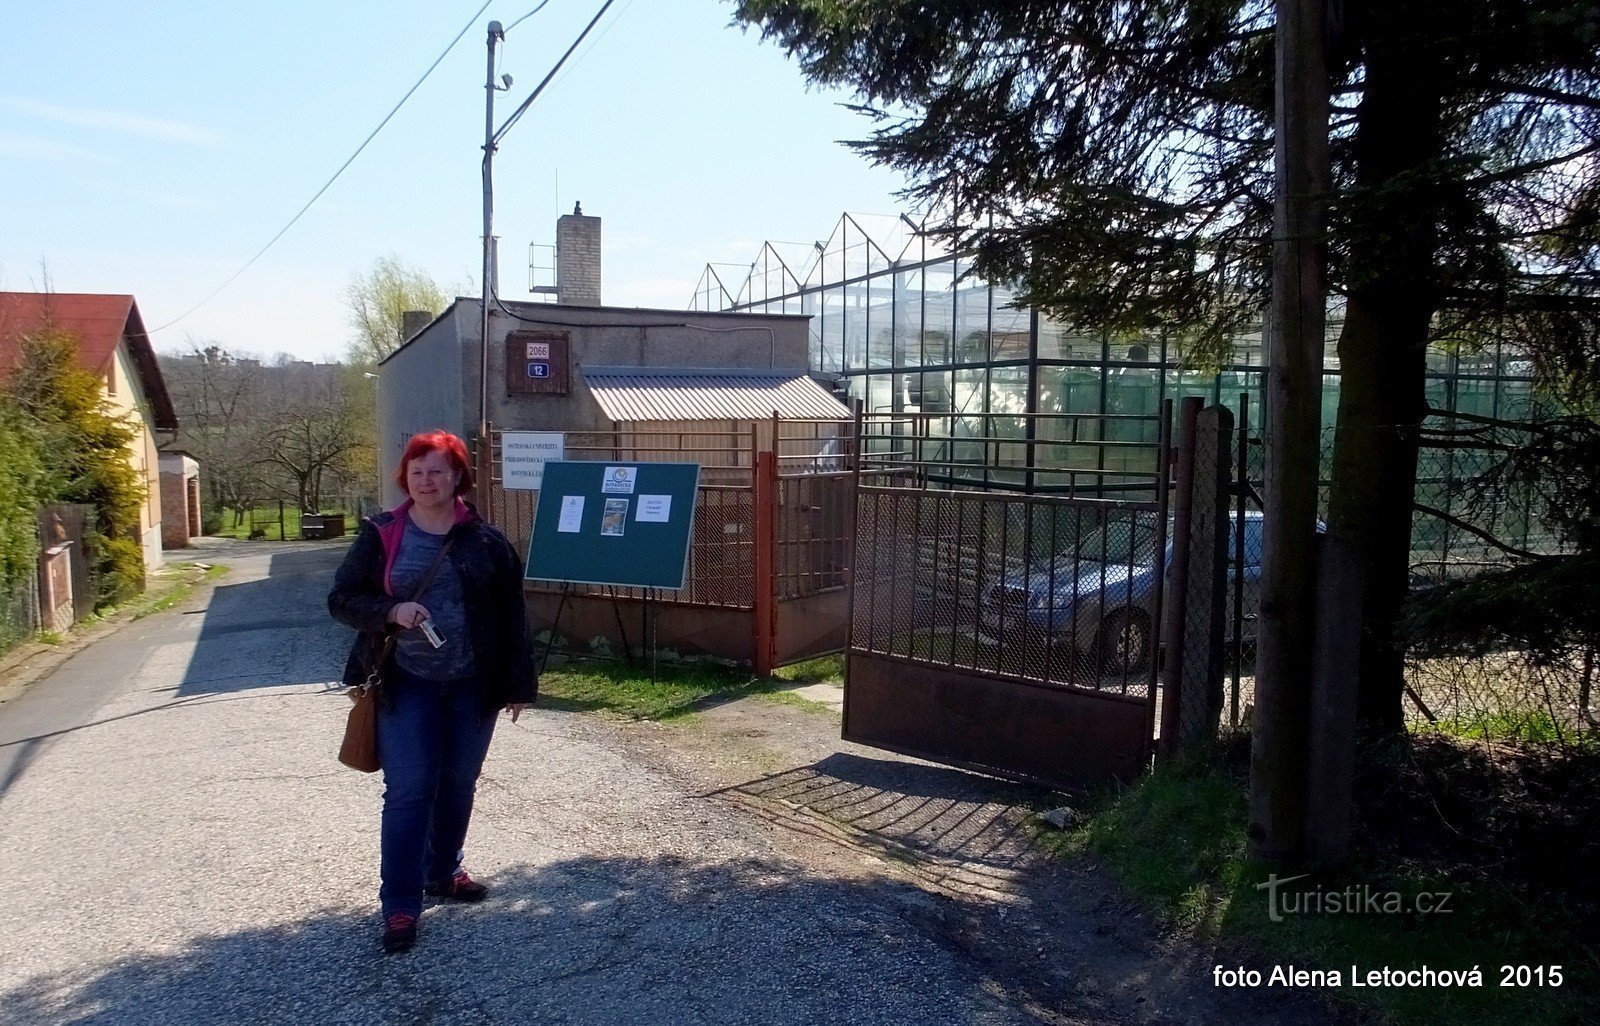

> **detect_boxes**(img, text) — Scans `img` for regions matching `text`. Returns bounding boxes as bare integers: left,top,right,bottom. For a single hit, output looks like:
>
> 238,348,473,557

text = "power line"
149,1,496,333
493,0,618,146
505,0,553,36
543,0,639,100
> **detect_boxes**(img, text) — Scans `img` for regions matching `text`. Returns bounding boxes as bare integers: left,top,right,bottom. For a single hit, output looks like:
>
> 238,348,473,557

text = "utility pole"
476,0,614,442
1250,0,1330,865
479,20,504,442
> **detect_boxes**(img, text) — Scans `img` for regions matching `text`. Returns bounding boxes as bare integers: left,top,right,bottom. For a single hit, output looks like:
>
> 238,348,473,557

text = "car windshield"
1076,522,1159,565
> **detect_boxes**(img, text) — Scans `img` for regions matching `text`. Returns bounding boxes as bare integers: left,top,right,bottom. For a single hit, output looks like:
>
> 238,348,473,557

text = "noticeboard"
525,461,701,589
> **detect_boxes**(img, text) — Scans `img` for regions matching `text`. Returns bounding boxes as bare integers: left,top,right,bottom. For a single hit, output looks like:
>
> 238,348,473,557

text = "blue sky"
0,1,909,360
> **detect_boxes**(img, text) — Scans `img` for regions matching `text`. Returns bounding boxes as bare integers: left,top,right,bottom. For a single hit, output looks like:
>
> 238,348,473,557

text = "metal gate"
40,503,96,623
843,410,1172,789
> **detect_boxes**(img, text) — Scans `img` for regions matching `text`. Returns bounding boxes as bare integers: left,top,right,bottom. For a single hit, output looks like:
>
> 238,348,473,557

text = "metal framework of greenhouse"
692,211,1560,573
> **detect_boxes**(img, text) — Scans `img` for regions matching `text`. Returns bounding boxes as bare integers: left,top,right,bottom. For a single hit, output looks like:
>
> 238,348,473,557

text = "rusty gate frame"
841,405,1177,789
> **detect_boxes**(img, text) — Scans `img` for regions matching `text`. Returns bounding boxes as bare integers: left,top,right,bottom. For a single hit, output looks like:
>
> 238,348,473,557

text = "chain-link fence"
1221,409,1592,749
0,572,41,655
1405,419,1590,748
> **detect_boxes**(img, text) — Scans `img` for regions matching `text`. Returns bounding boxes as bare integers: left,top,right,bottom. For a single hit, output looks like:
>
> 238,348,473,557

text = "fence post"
1176,404,1234,750
476,424,495,524
1306,534,1361,864
1232,394,1251,727
752,449,777,677
1159,397,1202,759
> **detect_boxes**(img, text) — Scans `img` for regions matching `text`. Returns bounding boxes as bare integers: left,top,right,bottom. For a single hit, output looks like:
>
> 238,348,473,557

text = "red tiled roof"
0,291,178,431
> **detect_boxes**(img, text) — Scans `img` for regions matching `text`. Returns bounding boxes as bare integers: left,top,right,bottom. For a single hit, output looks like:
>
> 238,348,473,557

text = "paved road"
0,540,1067,1026
0,538,1339,1026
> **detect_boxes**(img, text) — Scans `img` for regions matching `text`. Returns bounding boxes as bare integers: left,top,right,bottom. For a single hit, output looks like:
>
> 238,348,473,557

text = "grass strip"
1037,752,1594,1026
539,653,843,721
210,509,354,541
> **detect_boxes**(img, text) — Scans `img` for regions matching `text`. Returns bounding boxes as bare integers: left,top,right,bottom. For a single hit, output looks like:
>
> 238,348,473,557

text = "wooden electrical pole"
1250,0,1330,865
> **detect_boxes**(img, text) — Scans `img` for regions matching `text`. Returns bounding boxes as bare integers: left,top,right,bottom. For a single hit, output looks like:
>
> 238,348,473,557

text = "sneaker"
425,870,489,902
382,912,418,953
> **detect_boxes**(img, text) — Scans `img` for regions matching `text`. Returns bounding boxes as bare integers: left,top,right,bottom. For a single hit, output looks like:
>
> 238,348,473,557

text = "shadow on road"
712,752,1053,890
178,548,351,697
0,848,1341,1026
0,855,1102,1026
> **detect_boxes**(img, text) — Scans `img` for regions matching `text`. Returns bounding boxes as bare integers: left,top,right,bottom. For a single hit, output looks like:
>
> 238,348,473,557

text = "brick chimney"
400,310,432,343
556,203,601,306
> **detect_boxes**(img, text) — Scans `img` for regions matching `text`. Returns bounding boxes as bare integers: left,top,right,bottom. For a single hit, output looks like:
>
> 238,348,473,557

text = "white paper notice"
601,466,638,494
637,495,672,523
557,495,585,533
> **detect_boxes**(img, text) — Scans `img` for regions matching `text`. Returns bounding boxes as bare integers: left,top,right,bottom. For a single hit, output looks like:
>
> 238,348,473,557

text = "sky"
0,0,911,361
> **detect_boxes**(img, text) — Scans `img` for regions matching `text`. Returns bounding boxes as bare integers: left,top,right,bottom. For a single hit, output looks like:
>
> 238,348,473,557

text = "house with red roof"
0,292,182,572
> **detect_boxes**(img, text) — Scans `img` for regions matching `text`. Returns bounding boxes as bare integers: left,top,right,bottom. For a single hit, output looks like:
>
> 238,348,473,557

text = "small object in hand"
419,618,445,649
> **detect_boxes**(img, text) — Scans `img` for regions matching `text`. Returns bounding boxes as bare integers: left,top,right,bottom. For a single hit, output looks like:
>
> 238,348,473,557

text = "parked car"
977,510,1299,676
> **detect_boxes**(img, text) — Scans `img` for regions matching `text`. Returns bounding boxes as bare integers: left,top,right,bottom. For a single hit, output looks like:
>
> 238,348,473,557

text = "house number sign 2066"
525,342,550,359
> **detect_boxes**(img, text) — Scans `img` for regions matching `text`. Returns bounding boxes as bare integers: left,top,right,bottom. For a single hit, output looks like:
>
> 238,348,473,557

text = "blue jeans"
376,666,497,917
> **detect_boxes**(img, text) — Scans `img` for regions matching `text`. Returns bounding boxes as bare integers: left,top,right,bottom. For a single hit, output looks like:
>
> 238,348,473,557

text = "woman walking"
329,430,536,953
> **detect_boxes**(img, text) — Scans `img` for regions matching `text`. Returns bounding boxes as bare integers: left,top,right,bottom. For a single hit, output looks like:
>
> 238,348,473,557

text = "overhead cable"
148,1,496,333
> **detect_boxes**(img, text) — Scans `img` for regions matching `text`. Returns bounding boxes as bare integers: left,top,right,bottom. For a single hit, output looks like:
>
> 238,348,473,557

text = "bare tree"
256,359,370,513
158,342,267,530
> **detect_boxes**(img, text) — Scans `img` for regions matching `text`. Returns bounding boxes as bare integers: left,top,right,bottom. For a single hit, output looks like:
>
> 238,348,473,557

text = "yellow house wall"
107,344,164,572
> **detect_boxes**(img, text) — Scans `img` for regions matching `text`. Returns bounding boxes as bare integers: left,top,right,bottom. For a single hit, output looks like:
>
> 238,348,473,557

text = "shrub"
0,400,48,590
97,535,145,607
3,330,146,609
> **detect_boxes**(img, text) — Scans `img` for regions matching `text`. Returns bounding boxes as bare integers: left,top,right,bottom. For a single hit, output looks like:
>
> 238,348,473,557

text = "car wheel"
1096,608,1152,676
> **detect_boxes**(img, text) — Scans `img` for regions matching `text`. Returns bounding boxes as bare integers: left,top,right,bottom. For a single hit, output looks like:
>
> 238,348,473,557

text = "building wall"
158,452,199,549
107,344,164,571
376,303,470,506
160,472,188,549
377,300,813,506
476,303,812,433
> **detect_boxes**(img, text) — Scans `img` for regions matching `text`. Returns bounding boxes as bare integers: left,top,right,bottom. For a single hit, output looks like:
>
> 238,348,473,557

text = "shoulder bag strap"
361,535,458,692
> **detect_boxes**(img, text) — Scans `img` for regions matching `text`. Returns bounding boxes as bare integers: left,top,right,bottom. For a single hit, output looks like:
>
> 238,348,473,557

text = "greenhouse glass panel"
895,268,924,370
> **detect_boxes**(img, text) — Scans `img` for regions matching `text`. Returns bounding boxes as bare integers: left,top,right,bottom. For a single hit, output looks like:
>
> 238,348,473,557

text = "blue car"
978,511,1275,677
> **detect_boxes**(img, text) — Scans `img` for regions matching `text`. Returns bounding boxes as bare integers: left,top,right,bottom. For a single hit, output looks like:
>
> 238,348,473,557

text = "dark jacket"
328,497,537,714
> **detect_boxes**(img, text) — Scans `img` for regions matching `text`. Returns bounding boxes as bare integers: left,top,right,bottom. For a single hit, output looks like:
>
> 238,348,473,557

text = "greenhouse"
691,212,1556,565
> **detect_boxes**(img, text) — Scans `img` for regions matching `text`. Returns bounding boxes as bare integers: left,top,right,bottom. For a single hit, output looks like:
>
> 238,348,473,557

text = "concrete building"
0,292,179,572
375,212,829,504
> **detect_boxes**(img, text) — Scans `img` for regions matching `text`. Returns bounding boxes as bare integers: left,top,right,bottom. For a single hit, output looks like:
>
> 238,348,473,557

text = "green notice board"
525,461,702,589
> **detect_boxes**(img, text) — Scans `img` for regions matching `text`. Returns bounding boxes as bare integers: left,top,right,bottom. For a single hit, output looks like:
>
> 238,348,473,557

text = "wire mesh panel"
844,410,1170,788
852,489,1166,698
774,473,852,600
0,572,40,654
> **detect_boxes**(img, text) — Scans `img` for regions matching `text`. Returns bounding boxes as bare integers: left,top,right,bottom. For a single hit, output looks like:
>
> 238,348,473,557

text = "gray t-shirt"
390,520,476,680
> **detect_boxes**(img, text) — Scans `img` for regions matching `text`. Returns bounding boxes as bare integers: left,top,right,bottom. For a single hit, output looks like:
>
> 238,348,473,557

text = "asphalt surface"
0,538,1344,1026
0,540,1058,1025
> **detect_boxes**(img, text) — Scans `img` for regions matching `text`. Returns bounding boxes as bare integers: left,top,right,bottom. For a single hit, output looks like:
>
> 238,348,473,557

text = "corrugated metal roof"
582,366,850,422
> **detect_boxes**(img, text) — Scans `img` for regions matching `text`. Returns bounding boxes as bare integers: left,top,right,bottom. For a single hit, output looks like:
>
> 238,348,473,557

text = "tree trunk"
1327,35,1444,736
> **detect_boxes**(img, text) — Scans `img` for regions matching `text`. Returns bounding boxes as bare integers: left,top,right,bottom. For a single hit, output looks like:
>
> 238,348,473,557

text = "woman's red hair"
395,431,474,497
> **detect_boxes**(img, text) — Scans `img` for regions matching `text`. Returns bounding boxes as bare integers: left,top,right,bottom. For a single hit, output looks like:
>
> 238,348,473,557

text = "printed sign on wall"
504,331,568,395
501,432,565,490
